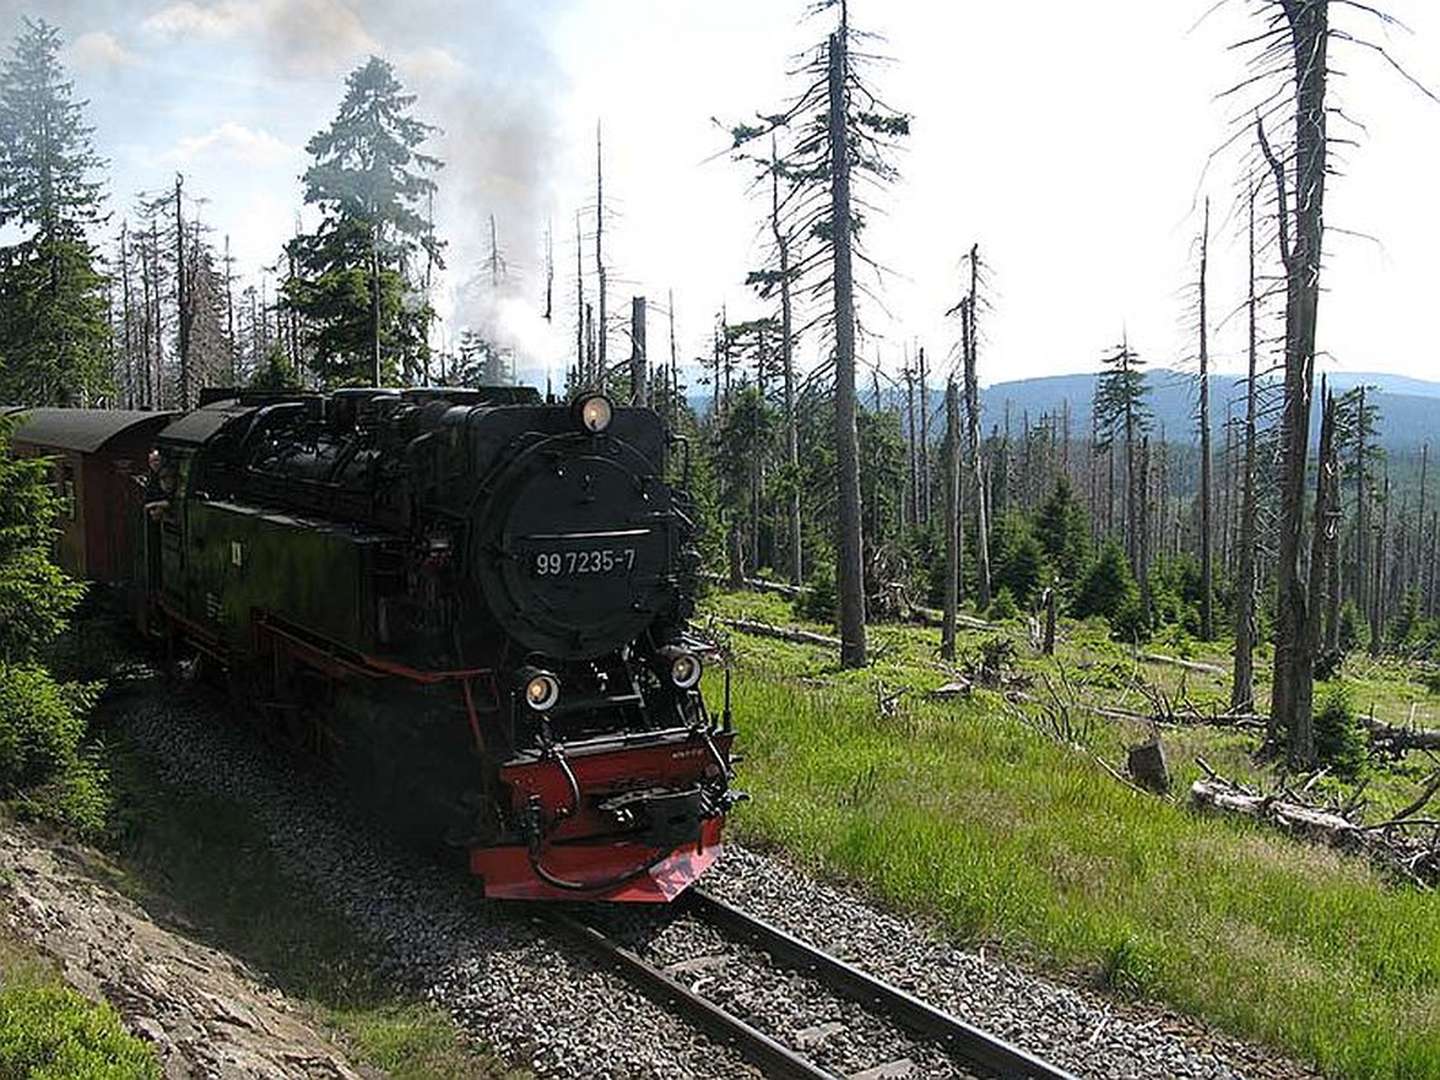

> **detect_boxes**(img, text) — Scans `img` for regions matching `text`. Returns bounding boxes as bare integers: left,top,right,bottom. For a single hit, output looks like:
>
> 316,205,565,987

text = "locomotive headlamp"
574,393,613,434
517,667,561,712
657,645,703,690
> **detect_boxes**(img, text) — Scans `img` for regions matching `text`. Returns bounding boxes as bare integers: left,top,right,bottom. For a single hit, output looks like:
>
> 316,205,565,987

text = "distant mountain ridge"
978,370,1440,451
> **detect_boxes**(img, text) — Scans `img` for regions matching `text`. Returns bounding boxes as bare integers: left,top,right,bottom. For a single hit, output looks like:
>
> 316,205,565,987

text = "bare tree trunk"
596,121,607,386
630,296,647,405
905,362,918,528
575,210,585,383
1198,198,1215,639
1417,444,1428,599
1232,187,1255,714
174,176,191,408
769,142,803,585
1371,473,1389,656
963,254,991,608
941,380,960,660
119,222,134,409
829,28,867,668
668,288,679,429
1308,388,1339,685
1139,436,1153,625
1355,384,1369,614
370,227,382,387
919,345,930,525
1261,0,1328,766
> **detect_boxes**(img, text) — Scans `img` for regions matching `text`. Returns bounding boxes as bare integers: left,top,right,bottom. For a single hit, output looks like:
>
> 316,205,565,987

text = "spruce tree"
0,18,110,406
283,56,443,388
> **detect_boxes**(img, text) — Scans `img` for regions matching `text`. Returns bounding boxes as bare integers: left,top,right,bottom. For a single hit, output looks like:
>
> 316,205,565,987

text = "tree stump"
1127,736,1171,793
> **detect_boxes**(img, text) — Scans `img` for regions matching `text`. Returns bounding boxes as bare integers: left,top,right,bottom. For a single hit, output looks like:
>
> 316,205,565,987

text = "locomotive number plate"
532,547,638,576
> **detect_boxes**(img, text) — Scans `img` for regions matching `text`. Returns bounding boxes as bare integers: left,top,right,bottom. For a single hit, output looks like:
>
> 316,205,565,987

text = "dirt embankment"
1,825,369,1079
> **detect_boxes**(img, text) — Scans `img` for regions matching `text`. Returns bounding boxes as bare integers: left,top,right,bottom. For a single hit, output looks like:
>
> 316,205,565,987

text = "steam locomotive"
6,387,737,901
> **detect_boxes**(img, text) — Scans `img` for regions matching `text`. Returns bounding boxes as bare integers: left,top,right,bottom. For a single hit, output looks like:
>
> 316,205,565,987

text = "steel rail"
687,888,1078,1080
546,911,839,1080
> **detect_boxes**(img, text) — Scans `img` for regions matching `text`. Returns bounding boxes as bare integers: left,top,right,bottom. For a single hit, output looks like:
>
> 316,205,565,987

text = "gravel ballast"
113,676,1316,1079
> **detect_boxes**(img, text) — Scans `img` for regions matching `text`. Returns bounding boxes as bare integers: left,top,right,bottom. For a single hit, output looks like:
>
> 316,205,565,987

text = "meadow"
702,589,1440,1080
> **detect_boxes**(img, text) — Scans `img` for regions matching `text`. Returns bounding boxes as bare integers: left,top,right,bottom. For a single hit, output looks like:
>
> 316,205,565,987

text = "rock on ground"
0,828,367,1080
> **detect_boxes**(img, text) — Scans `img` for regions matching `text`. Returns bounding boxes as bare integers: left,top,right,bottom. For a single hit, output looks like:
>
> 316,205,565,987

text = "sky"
7,0,1440,392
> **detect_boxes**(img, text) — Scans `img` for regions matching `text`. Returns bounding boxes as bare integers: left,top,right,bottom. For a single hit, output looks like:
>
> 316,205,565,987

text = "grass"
0,920,159,1079
99,736,522,1080
702,588,1440,1080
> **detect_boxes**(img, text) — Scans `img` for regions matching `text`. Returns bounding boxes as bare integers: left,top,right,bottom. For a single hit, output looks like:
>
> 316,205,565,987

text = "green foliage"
0,663,104,831
1033,477,1091,586
1099,932,1156,997
1071,540,1138,625
0,983,158,1079
283,56,443,387
246,345,301,391
1314,685,1366,780
1110,593,1149,643
451,330,512,387
1149,553,1205,636
0,416,86,662
1092,341,1149,454
1339,601,1366,653
0,663,91,790
988,513,1047,606
0,19,110,406
1388,588,1422,651
0,416,102,830
796,561,838,625
988,586,1018,622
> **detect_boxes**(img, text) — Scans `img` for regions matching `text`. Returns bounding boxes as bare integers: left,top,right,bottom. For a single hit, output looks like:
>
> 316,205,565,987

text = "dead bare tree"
946,246,991,608
1220,0,1437,762
941,378,961,660
1232,181,1262,712
1197,197,1215,640
725,0,910,668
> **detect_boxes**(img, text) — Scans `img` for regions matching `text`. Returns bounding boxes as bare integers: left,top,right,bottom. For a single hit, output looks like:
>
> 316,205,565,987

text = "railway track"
548,888,1078,1080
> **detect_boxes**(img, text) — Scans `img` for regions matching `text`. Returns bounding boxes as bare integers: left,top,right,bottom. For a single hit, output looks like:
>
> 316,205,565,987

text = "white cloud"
141,0,264,39
160,122,295,167
395,46,465,85
67,31,140,72
141,0,376,75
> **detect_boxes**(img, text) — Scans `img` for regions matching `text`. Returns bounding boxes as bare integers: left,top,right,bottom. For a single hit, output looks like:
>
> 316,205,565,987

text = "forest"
1,2,1433,768
3,1,1440,1078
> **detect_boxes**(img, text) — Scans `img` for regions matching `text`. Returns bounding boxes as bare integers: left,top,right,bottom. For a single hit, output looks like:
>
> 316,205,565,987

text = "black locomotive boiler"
12,387,738,901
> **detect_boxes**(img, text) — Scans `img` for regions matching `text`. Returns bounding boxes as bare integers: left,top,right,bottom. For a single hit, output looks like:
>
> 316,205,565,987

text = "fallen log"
1360,715,1440,756
1191,773,1439,888
715,617,840,649
912,604,996,631
1190,779,1366,847
1139,652,1227,676
701,572,807,598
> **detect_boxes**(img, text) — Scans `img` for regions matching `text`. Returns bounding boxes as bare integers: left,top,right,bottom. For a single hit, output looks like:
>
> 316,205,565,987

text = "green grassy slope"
702,590,1440,1080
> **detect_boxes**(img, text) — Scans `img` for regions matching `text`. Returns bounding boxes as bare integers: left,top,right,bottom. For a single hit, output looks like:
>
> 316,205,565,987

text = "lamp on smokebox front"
516,667,561,712
573,393,613,434
657,645,703,690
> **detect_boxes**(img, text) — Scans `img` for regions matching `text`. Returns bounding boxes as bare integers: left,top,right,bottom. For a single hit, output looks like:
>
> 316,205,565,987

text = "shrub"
1110,594,1149,643
1338,601,1365,653
796,562,838,626
0,982,158,1079
1314,685,1366,780
988,513,1048,606
988,587,1018,622
0,664,103,831
1072,540,1138,624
